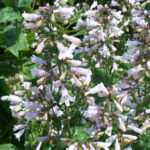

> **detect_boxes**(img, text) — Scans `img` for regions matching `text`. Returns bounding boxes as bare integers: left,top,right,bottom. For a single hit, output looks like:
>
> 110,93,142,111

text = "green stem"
15,20,19,39
144,80,147,106
65,105,71,137
32,0,36,10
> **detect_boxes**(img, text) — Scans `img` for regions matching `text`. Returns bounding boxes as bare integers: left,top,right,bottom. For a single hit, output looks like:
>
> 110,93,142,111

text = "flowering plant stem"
65,105,71,138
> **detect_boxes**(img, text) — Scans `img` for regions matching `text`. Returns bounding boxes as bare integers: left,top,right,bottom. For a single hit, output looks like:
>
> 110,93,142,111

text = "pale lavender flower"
68,60,82,67
24,101,43,109
132,17,148,27
35,38,47,54
105,125,112,136
14,90,25,96
54,7,74,19
90,1,97,9
14,128,25,141
147,61,150,70
86,18,101,29
74,18,85,30
111,61,118,73
36,142,42,150
85,82,108,96
71,75,83,87
85,10,98,18
70,67,92,76
129,0,135,5
25,110,41,120
112,11,123,20
127,125,143,134
109,26,124,37
118,118,126,132
22,82,31,90
50,106,64,117
13,124,26,131
32,86,40,95
115,139,121,150
114,101,123,112
89,143,95,150
127,40,143,47
106,135,117,144
22,12,41,21
1,95,10,101
52,66,60,75
84,105,103,119
10,104,22,112
79,75,91,86
24,23,36,29
31,55,47,65
145,109,150,114
37,136,49,141
82,144,88,150
46,85,53,100
124,146,132,150
56,41,76,60
122,134,137,140
99,44,110,58
121,95,130,105
127,65,144,79
59,84,76,106
93,142,111,150
8,95,22,105
66,142,78,150
111,0,119,6
52,80,61,92
63,34,81,45
31,67,50,77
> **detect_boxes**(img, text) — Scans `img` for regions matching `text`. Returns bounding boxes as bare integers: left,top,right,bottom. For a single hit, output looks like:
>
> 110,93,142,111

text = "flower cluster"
1,0,150,149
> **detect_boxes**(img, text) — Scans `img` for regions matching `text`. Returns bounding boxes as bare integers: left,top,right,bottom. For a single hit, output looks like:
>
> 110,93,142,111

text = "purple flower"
31,55,47,65
31,67,50,77
22,12,41,21
25,110,41,120
37,136,49,141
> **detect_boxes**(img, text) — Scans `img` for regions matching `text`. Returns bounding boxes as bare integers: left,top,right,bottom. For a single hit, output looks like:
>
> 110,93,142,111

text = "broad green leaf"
17,0,33,8
2,25,29,57
0,144,18,150
2,25,17,48
0,7,21,23
8,32,29,57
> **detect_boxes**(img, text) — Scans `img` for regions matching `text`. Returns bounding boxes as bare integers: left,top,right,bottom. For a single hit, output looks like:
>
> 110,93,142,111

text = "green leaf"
0,7,21,23
2,25,29,57
8,32,29,56
55,140,67,150
72,29,87,36
0,62,18,77
18,0,33,8
0,144,18,150
2,25,17,47
4,0,11,6
71,126,89,143
22,60,37,80
26,32,35,45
